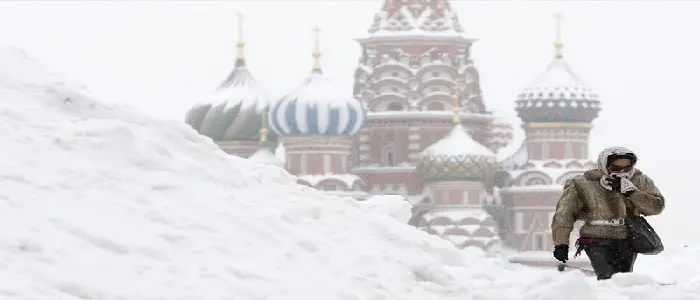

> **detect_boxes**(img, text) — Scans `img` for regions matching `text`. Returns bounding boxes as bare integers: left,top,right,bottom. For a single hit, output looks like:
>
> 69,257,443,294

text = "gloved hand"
605,175,622,192
605,175,637,196
553,244,569,263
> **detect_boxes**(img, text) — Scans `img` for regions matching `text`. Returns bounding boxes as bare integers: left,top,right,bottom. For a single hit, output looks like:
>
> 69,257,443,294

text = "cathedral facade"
185,0,600,269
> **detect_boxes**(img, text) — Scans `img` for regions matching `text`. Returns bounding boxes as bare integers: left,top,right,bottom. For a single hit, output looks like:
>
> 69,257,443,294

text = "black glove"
553,244,569,263
605,175,622,192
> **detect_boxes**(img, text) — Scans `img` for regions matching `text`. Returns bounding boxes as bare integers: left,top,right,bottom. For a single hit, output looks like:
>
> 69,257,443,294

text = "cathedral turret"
413,83,500,252
269,26,368,197
185,13,277,158
514,13,600,161
494,13,598,270
417,83,496,182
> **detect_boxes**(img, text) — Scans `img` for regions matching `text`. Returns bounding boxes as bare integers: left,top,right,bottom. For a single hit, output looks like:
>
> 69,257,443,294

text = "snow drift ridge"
0,44,495,300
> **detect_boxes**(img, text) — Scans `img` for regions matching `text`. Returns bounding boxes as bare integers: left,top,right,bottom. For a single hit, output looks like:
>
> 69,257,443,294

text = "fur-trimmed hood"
595,146,638,177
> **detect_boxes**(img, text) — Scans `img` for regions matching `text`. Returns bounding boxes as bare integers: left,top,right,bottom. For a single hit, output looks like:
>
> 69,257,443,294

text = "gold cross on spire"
554,12,564,59
311,25,322,70
236,12,245,59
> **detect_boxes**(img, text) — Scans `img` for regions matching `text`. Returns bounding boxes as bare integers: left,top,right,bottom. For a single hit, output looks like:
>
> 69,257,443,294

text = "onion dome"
515,13,600,124
417,88,496,181
185,15,277,143
269,26,366,137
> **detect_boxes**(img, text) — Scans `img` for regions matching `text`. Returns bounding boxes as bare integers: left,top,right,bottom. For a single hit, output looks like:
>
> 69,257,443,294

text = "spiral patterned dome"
417,124,497,181
185,57,277,142
269,68,366,137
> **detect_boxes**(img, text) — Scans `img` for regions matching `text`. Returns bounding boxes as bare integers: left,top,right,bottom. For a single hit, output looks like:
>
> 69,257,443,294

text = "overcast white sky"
1,0,698,244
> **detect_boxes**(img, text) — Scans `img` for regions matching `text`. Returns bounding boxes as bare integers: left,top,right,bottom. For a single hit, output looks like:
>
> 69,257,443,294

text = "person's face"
608,158,633,174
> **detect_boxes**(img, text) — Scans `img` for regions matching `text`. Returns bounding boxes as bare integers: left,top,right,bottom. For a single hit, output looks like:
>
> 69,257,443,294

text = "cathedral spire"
235,13,245,59
311,25,323,71
553,12,564,59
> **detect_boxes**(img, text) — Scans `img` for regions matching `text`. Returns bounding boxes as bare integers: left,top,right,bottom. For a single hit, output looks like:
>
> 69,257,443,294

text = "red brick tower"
350,0,508,201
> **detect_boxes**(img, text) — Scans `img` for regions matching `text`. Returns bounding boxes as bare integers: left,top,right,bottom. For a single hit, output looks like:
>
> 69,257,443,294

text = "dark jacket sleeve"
627,174,665,216
551,178,584,245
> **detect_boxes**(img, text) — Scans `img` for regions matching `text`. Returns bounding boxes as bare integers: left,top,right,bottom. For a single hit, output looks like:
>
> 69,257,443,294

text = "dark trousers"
578,238,638,280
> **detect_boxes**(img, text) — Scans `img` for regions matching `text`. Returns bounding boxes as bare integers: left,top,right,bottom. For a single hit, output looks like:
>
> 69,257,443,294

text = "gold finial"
311,25,322,69
554,12,564,59
452,81,461,124
236,13,245,59
260,107,269,143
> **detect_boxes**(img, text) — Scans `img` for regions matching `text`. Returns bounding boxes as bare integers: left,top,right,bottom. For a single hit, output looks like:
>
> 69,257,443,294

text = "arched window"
387,102,403,111
381,142,397,167
525,177,546,186
427,102,444,111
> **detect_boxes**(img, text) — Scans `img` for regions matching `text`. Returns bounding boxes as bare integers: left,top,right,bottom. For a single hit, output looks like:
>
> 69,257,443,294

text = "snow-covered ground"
0,45,699,300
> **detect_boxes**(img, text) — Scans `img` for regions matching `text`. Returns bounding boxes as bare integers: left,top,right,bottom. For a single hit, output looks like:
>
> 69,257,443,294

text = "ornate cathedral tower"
494,13,599,269
351,0,500,199
413,84,501,252
514,13,601,161
269,27,368,197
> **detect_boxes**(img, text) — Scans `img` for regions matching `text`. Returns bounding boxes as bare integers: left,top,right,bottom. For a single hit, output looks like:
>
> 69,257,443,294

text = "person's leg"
584,244,616,280
604,240,637,274
614,242,637,273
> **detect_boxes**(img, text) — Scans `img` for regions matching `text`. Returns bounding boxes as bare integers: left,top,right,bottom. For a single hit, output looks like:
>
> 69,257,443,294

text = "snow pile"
358,195,412,223
2,45,700,300
635,245,700,287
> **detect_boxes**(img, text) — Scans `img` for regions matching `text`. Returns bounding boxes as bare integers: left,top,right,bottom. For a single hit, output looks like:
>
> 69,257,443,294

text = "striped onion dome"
269,67,366,137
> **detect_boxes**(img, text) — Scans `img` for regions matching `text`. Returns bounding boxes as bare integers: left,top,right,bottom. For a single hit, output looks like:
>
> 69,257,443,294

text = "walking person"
550,146,666,280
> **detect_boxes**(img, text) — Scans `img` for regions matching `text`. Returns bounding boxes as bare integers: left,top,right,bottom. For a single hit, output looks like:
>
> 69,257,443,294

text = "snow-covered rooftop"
359,0,473,41
517,58,598,103
421,124,495,159
3,45,700,299
184,55,276,142
296,173,363,188
269,69,365,137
